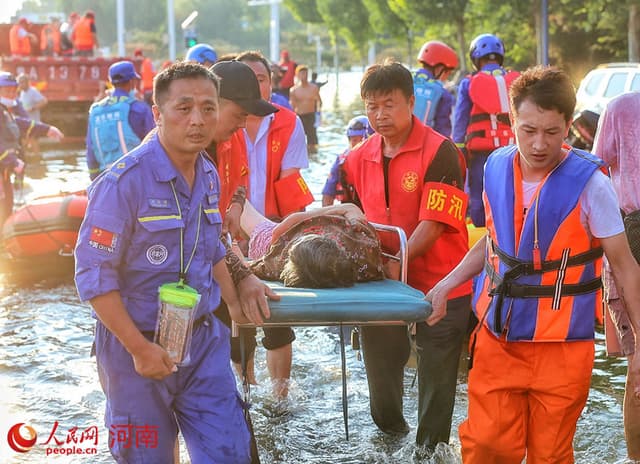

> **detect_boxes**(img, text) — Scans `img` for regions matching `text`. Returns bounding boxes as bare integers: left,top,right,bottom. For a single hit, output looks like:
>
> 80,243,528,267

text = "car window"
604,72,628,98
584,73,604,96
631,73,640,91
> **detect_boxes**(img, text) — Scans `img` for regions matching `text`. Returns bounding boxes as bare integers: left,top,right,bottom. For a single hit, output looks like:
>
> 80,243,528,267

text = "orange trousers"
459,326,594,463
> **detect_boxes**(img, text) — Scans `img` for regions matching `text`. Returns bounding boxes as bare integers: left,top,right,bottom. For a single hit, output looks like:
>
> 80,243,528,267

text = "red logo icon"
7,423,38,453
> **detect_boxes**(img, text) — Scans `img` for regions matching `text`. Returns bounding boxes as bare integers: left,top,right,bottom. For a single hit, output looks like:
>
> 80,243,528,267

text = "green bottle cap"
158,282,200,308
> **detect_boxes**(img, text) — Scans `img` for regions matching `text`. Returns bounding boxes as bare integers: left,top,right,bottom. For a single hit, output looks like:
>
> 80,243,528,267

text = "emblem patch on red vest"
401,171,419,192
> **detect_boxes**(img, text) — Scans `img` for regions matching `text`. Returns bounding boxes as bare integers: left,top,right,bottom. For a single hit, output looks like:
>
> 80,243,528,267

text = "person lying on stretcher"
235,199,385,287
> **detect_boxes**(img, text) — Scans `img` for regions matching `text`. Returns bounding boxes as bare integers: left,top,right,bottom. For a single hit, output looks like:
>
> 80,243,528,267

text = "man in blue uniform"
452,34,519,226
86,60,155,180
0,72,64,225
75,62,259,463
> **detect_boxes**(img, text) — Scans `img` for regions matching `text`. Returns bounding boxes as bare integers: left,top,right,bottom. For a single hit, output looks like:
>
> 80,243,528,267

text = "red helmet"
417,41,459,69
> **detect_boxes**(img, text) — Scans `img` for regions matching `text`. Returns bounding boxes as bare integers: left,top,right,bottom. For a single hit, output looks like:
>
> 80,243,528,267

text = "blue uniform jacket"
85,88,155,180
75,134,226,331
452,63,503,146
0,104,50,168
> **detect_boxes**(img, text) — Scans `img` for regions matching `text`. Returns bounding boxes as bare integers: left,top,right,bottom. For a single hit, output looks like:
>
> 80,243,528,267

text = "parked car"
575,62,640,114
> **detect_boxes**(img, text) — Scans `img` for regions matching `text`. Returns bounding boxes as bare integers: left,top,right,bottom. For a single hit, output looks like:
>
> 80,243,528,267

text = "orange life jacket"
9,24,31,56
72,18,94,51
40,24,61,54
466,69,520,152
475,145,604,341
215,105,312,219
140,58,154,92
343,118,471,296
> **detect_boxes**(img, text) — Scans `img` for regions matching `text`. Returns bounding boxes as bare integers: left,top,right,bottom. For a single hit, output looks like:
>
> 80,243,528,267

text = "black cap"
211,60,278,117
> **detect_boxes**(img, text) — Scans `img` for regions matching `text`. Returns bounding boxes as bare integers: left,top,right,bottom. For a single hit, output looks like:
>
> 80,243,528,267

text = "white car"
575,63,640,114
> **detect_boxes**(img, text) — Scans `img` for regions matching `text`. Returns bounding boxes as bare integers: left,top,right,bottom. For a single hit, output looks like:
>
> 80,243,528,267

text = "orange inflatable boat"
1,191,87,281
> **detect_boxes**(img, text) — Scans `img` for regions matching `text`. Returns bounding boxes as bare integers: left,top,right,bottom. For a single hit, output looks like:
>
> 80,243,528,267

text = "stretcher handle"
369,222,408,284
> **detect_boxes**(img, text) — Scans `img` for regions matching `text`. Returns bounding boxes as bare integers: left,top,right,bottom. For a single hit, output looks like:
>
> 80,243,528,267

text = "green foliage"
15,0,638,77
283,0,323,23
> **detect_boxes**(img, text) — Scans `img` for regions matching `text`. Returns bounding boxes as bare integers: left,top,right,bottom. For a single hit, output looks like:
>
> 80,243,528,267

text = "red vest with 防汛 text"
343,117,471,296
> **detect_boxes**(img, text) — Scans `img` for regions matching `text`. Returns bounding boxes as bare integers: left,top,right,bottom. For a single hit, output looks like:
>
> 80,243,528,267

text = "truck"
0,22,141,139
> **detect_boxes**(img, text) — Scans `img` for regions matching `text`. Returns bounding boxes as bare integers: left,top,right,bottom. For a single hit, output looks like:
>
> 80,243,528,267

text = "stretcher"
234,223,433,439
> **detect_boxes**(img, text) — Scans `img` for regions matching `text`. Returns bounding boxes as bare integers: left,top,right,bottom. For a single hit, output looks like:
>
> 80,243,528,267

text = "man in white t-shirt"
17,73,48,155
427,66,640,463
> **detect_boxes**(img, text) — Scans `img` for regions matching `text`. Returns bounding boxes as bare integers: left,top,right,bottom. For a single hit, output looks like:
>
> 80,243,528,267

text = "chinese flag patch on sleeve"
90,226,118,249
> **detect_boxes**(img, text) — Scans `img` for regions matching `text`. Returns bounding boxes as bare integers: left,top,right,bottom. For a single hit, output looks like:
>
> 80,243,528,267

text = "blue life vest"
413,70,444,128
476,145,604,341
88,96,141,172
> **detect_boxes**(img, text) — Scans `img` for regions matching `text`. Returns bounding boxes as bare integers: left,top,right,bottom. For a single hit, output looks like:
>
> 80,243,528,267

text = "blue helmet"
346,116,374,138
185,44,218,65
469,33,505,70
0,72,18,87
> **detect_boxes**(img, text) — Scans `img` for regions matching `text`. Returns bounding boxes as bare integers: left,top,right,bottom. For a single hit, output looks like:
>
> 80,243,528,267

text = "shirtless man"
290,65,322,153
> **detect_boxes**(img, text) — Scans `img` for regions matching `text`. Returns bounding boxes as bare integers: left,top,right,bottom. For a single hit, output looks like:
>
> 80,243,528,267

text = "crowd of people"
9,11,98,57
2,13,637,461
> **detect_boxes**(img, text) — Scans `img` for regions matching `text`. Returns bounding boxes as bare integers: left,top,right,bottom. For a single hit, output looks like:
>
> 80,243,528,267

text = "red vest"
466,69,520,152
40,24,61,54
279,61,296,89
216,105,306,218
343,118,471,296
72,18,94,50
140,58,154,92
9,25,31,56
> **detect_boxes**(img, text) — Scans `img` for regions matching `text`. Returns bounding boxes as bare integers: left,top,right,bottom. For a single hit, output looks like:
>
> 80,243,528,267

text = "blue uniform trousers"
95,314,252,463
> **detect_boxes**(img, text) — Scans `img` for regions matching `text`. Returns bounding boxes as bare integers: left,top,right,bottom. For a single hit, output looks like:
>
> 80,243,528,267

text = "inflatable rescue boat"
1,191,87,281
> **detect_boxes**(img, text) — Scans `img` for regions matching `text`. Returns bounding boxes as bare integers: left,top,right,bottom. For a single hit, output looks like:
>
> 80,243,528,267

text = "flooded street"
0,72,634,463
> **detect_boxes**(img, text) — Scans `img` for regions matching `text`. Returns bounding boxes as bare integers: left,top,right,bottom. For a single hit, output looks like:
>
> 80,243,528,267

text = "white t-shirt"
522,170,623,240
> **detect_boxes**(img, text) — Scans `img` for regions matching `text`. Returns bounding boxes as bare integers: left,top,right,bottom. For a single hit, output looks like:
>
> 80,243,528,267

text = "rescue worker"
134,48,155,106
59,12,79,56
85,61,155,180
216,52,312,398
40,17,62,56
9,18,36,57
276,49,296,99
185,43,218,68
72,11,98,57
593,91,640,461
321,115,373,206
452,33,520,227
17,73,48,156
341,61,472,448
0,72,63,225
427,66,640,463
74,61,262,464
413,40,458,137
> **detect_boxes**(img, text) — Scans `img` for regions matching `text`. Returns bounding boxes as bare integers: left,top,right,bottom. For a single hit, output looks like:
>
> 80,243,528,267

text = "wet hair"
509,65,576,123
237,50,272,82
280,234,356,288
360,60,413,101
153,61,219,107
